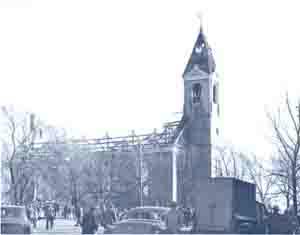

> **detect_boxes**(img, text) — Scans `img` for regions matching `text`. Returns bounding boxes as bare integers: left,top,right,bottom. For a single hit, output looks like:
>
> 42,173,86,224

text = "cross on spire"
182,13,215,76
196,12,203,33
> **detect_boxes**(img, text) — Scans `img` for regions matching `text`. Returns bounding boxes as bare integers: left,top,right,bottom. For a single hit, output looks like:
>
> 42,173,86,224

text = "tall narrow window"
213,84,218,104
192,83,201,103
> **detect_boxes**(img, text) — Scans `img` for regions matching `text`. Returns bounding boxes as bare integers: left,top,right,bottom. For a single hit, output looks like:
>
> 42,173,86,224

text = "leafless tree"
213,145,276,206
268,94,300,216
240,153,276,206
213,145,248,180
0,106,43,204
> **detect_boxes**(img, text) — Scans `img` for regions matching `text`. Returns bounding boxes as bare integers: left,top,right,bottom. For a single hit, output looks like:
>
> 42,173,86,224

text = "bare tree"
213,145,276,206
0,106,43,204
213,145,248,180
240,153,276,206
268,94,300,216
270,154,292,210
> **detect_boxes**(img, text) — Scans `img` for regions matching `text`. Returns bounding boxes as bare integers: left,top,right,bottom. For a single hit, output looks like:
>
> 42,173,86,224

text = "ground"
31,217,192,234
33,218,105,234
33,218,81,234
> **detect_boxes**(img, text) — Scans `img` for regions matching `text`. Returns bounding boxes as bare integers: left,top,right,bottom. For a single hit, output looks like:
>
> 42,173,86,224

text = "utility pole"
138,143,143,206
172,148,177,203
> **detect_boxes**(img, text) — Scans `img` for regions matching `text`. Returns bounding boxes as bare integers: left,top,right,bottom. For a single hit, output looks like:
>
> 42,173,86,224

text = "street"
33,218,82,234
32,218,105,234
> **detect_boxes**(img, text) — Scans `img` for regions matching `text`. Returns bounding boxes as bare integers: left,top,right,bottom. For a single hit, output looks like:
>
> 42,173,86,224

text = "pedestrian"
178,206,184,227
81,207,98,234
183,207,191,227
45,205,55,230
75,205,82,226
54,203,59,217
190,207,197,233
26,205,32,221
67,206,71,219
102,204,116,229
36,206,41,220
166,201,181,234
31,206,38,229
63,205,68,219
94,206,101,226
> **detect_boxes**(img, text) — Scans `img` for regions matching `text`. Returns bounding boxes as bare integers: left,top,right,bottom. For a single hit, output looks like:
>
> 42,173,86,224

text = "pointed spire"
183,15,215,77
197,12,203,33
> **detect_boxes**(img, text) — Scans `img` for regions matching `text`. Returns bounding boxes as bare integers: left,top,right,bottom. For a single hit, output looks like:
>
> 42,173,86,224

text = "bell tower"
182,24,220,180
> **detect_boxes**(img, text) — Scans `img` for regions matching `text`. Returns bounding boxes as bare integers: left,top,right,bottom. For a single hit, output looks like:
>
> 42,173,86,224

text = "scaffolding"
31,120,183,156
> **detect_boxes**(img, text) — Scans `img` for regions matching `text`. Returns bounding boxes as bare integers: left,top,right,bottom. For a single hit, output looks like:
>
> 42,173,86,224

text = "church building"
145,23,259,232
32,20,259,233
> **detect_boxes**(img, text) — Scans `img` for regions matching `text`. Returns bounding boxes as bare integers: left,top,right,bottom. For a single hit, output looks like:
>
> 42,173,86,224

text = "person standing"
26,205,32,221
45,205,55,230
102,204,116,229
81,207,98,234
54,203,59,217
63,205,68,219
75,205,82,226
166,201,181,234
36,205,41,220
31,206,38,229
67,206,71,219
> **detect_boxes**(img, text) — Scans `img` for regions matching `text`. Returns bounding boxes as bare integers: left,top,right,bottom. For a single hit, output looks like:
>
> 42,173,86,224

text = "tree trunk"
286,190,290,211
9,164,17,204
19,176,31,204
292,168,298,217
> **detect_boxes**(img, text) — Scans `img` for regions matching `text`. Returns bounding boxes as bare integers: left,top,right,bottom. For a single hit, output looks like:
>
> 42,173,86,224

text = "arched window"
213,84,218,104
192,83,201,103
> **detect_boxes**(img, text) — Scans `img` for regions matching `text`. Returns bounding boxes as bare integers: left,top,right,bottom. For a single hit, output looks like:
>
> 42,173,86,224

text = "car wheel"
24,226,31,234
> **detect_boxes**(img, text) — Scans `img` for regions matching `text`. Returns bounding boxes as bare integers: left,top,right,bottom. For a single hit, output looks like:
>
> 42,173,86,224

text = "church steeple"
183,24,216,77
180,19,220,181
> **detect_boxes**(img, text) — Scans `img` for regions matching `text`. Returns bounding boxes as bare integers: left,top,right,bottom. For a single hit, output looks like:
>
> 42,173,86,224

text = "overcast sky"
1,0,300,156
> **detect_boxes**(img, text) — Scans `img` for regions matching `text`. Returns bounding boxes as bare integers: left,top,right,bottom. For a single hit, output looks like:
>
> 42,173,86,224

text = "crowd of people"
25,201,60,230
24,200,130,233
77,201,195,234
24,200,196,234
72,203,124,234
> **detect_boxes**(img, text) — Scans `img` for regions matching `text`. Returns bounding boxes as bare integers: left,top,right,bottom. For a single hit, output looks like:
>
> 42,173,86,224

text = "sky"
1,0,300,157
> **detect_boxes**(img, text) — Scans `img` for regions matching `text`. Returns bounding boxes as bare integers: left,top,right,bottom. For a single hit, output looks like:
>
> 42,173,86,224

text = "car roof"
117,219,161,225
1,205,25,209
129,206,170,211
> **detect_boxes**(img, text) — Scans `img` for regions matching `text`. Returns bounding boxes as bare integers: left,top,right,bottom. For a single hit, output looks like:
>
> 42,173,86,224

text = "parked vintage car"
104,206,192,234
104,207,169,234
1,205,32,234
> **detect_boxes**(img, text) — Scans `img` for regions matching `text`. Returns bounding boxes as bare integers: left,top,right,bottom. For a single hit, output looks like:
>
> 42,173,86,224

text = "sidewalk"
33,218,81,234
32,218,105,234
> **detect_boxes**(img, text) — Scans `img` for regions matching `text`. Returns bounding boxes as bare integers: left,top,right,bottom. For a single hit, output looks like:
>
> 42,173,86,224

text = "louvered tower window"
213,84,218,104
192,83,201,103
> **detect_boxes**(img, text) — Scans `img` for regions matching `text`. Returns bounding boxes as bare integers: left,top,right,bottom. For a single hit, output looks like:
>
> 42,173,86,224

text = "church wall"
188,145,211,180
177,149,192,206
91,148,175,208
193,178,234,232
192,177,257,233
143,150,172,206
90,151,140,208
232,179,256,218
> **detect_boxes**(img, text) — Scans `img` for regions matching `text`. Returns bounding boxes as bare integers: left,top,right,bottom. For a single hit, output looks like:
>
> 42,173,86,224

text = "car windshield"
124,209,168,221
113,222,154,233
1,207,25,218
